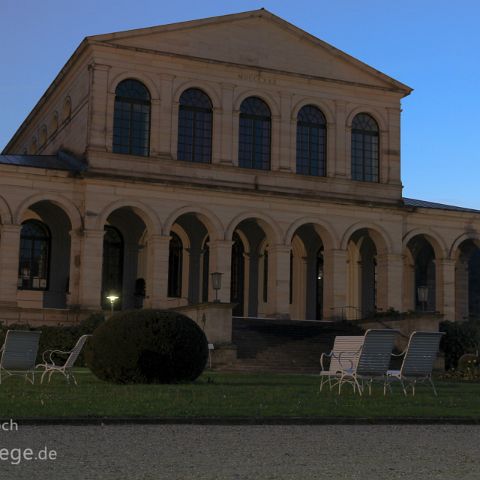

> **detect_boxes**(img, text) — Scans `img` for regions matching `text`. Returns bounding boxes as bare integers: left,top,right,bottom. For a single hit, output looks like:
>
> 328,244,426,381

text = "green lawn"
0,370,478,419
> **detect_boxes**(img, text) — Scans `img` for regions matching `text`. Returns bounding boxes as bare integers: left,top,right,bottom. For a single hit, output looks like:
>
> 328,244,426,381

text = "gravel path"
0,424,479,479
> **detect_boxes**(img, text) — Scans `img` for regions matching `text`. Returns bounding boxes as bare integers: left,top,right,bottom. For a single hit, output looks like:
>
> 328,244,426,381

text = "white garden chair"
337,329,398,396
36,334,91,385
0,330,41,384
387,331,445,396
319,336,364,392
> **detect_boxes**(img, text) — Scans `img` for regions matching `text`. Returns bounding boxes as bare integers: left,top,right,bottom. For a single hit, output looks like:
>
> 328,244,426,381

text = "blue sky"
1,0,479,208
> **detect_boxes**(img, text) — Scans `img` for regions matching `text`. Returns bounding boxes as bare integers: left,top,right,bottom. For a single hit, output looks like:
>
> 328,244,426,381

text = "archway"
454,239,480,320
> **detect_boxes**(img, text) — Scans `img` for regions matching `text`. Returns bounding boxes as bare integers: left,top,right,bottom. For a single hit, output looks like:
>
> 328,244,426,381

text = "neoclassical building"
1,9,479,327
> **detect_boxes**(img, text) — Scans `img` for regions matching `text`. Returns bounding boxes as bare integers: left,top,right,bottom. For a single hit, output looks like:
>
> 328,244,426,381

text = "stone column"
376,253,403,312
278,92,292,172
266,244,291,318
334,101,347,178
438,258,456,320
324,248,347,320
78,229,104,310
144,234,170,309
66,229,82,307
208,240,233,303
0,224,21,306
86,63,110,152
219,83,234,165
149,98,161,156
270,114,281,171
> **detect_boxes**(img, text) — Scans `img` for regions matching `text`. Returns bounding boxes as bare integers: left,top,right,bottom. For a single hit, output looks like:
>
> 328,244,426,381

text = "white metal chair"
0,330,42,384
36,334,91,385
337,329,398,396
320,336,364,392
387,331,445,396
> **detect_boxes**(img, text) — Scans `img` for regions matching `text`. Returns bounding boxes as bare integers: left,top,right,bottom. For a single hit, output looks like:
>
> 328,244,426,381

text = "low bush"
85,309,208,384
440,319,480,370
0,312,105,366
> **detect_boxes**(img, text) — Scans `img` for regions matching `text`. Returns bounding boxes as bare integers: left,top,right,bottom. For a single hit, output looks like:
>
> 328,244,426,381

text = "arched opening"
230,218,273,317
168,213,213,305
346,229,378,319
455,239,480,320
102,207,148,310
17,201,72,309
289,224,325,320
406,236,436,312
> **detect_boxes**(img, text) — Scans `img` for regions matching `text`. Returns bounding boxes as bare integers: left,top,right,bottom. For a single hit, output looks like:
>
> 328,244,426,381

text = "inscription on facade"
237,72,277,85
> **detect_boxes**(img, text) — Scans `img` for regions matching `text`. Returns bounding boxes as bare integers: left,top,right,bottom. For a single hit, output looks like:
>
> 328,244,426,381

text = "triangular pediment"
89,10,411,93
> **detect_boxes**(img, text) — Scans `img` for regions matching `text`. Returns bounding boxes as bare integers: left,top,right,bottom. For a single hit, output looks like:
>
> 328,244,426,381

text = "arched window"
296,105,326,176
102,226,124,309
177,88,213,163
168,232,183,298
113,79,151,156
351,113,379,182
238,97,271,170
18,220,50,290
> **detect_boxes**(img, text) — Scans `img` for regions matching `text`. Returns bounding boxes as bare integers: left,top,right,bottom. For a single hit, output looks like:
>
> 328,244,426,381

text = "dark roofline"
403,197,480,214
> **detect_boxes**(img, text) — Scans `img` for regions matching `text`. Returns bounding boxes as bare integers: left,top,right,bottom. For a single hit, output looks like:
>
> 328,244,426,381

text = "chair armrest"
42,349,70,365
337,351,355,371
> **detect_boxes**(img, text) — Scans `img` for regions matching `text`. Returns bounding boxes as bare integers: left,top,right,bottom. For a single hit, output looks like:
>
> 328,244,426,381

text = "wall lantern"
106,293,119,316
417,285,429,311
210,272,223,303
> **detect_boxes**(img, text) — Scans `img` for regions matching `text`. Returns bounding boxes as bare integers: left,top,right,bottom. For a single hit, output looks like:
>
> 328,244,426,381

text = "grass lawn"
0,369,478,419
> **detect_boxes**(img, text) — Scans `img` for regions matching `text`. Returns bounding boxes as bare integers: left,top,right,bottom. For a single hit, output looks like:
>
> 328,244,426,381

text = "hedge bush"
85,309,208,384
0,313,104,366
440,319,480,370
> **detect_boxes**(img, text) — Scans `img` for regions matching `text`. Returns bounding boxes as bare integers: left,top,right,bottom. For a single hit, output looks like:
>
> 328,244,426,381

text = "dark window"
296,105,326,176
351,113,379,182
202,237,210,303
177,88,213,164
238,97,271,170
168,232,183,298
113,79,151,156
231,232,245,316
18,220,50,290
262,247,269,303
102,226,123,309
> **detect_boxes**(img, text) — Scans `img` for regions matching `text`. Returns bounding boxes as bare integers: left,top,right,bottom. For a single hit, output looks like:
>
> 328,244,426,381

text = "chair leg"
354,377,363,396
41,369,48,384
429,377,438,396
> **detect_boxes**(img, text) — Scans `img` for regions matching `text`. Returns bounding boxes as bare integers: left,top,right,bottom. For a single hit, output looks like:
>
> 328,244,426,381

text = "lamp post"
210,272,223,303
417,285,428,312
106,293,119,316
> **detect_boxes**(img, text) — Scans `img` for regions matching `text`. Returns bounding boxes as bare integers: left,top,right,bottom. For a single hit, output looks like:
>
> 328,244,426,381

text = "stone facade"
0,9,479,326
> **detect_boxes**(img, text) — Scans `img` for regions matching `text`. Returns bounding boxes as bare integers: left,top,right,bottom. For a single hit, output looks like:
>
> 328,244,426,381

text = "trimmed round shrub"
85,309,208,384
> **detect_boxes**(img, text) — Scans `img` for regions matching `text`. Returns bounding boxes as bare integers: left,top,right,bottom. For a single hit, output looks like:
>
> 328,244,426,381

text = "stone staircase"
216,317,365,374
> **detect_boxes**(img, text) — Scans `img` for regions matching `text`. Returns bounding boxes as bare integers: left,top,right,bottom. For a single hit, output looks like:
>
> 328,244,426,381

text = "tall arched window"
168,232,183,298
102,226,124,309
238,97,271,170
177,88,213,163
113,79,151,156
351,113,379,182
296,105,326,176
18,220,50,290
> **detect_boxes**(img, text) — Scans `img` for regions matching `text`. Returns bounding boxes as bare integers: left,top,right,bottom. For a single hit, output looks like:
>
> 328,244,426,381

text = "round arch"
163,205,224,241
172,80,221,109
233,90,280,116
0,195,13,224
285,217,338,251
291,98,335,125
96,199,162,235
108,72,159,100
226,211,283,245
340,221,393,254
14,193,82,231
345,106,387,131
403,228,448,260
449,232,480,260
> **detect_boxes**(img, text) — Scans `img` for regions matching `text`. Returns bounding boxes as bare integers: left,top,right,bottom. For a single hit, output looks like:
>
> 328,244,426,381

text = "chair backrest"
329,336,364,372
400,331,444,377
356,329,397,376
64,335,91,369
1,330,41,370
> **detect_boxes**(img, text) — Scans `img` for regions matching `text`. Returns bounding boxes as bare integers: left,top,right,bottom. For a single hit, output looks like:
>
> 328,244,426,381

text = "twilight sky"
1,0,479,208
